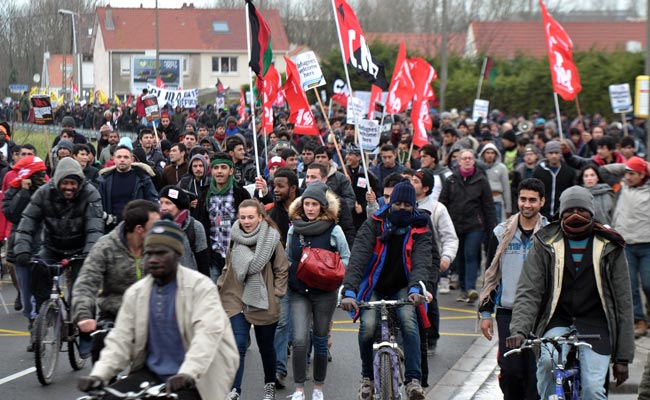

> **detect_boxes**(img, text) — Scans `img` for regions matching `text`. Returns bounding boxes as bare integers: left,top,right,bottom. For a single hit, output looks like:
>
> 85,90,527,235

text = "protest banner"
295,51,326,90
472,99,490,121
358,119,380,151
30,95,53,125
147,85,199,109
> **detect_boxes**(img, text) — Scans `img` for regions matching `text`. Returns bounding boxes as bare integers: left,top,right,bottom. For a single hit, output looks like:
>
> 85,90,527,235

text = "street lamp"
58,9,82,100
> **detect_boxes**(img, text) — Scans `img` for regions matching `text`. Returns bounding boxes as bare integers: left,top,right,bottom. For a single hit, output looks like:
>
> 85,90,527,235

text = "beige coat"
91,266,239,400
218,240,289,325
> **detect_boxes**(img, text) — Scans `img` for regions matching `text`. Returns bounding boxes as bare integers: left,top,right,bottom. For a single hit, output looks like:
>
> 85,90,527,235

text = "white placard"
358,119,381,151
472,99,490,121
295,51,326,90
147,85,199,109
346,97,367,124
609,83,633,113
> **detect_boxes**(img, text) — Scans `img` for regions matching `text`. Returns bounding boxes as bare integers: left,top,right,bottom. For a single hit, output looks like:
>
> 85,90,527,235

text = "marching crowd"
1,99,650,400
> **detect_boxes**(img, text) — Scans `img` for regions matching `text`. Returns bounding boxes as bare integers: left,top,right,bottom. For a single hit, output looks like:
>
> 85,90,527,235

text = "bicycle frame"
372,301,404,400
550,349,581,400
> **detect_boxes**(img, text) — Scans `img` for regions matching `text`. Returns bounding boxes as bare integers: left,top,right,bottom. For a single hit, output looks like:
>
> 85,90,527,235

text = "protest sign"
30,95,53,125
142,94,160,122
472,99,490,121
373,101,385,121
147,85,199,109
346,96,366,124
295,51,326,90
609,83,633,113
358,119,380,151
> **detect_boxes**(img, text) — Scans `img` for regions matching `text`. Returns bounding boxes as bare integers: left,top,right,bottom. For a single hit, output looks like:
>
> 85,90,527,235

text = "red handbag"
296,235,345,291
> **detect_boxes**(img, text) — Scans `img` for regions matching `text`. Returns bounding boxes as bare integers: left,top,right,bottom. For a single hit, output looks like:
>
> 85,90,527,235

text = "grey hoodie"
53,157,85,187
478,143,512,216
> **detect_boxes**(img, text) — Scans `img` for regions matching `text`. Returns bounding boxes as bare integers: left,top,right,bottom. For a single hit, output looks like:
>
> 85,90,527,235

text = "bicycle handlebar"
357,299,415,309
503,333,601,358
78,382,177,400
31,255,84,269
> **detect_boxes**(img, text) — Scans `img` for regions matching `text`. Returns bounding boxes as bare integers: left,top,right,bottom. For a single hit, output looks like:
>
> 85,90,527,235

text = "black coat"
532,160,577,219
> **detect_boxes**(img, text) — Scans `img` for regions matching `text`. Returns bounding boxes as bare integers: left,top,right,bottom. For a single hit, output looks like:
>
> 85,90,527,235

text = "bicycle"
31,255,86,385
77,381,178,400
504,330,601,400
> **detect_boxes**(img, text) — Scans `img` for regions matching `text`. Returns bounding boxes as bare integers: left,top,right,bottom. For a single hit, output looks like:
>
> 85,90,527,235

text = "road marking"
439,306,478,314
0,328,30,337
332,327,481,337
0,367,36,385
440,316,477,320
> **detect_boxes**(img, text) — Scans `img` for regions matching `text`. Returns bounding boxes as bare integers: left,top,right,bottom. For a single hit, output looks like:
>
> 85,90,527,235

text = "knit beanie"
62,116,75,128
159,186,190,210
145,219,185,256
58,139,74,152
389,181,416,207
559,185,595,216
302,181,329,207
544,140,561,154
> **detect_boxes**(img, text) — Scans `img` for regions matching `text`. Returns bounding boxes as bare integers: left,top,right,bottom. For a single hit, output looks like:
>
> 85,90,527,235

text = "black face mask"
388,209,413,228
561,212,593,239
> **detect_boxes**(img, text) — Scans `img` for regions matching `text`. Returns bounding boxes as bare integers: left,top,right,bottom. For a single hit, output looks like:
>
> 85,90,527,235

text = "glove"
340,297,358,312
505,334,525,349
78,376,103,392
15,253,31,266
166,373,194,392
102,212,117,226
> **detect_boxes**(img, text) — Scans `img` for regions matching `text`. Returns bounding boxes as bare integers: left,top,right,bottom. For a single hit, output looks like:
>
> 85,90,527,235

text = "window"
120,56,130,76
212,21,229,33
211,56,237,74
182,57,189,76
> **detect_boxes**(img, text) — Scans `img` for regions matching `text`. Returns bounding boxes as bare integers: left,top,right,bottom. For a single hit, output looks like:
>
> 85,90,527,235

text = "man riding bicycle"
506,186,634,399
340,181,433,400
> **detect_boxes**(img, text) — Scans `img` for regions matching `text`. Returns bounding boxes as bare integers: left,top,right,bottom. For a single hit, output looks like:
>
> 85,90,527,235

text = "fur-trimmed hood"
99,161,156,177
288,190,340,223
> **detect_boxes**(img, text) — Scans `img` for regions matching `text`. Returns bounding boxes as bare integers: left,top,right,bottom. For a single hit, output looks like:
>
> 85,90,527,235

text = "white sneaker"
438,277,450,294
288,391,305,400
312,388,324,400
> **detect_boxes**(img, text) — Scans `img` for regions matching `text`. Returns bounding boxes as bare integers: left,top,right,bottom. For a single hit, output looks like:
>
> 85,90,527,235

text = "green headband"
211,158,234,168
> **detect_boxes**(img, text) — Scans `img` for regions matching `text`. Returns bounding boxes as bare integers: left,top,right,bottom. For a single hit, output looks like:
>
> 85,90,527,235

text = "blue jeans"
456,231,484,291
537,326,609,399
494,201,503,224
274,290,293,377
359,288,421,383
626,243,650,322
229,313,277,393
14,262,36,320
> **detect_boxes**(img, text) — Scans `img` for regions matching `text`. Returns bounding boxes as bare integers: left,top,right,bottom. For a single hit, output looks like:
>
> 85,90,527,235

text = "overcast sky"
100,0,212,7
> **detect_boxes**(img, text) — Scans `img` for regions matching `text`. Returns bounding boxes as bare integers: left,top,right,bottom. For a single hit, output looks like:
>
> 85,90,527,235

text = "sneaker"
467,290,479,304
312,388,324,400
27,319,35,352
449,273,460,290
427,338,437,355
226,389,240,400
635,320,648,339
357,377,374,400
14,292,22,311
405,379,425,400
262,382,276,400
275,373,286,389
288,391,305,400
438,277,450,294
327,349,332,362
456,291,469,302
78,335,93,359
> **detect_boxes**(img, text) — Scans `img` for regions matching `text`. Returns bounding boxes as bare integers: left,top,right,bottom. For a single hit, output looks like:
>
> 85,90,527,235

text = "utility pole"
439,0,448,112
646,0,650,159
155,0,160,83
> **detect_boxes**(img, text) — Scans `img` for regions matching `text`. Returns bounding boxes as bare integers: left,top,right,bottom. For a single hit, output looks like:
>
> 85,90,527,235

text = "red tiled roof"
470,21,646,59
96,5,289,52
365,32,466,58
46,54,74,88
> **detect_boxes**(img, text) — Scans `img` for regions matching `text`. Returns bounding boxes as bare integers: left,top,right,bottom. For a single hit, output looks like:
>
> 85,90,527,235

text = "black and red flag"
246,0,273,79
334,0,388,90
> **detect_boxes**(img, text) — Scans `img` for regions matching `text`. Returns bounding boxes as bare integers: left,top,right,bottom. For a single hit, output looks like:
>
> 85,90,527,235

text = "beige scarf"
479,213,545,308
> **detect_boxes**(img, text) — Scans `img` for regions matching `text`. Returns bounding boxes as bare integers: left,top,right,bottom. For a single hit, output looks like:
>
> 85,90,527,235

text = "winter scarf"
229,219,280,310
292,218,333,236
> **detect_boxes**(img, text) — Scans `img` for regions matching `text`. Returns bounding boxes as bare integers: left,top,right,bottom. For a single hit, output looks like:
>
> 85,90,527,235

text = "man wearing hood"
14,157,104,315
179,154,211,239
478,142,512,223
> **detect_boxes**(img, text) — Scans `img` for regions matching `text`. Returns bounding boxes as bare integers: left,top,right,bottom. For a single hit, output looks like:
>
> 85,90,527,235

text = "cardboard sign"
142,94,160,122
346,96,366,124
295,51,326,90
30,95,53,125
358,119,381,151
472,99,490,121
609,83,633,113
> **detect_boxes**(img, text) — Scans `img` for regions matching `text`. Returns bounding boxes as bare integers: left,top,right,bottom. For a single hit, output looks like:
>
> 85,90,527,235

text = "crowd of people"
0,97,649,399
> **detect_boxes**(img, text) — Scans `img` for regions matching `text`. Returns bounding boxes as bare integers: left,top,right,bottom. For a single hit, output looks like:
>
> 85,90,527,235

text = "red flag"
247,0,273,79
540,1,581,101
367,85,382,119
127,94,133,106
70,75,78,95
283,56,319,135
334,0,388,90
409,58,437,148
155,76,165,89
262,65,280,133
331,78,349,107
216,79,226,95
238,89,248,124
386,41,415,114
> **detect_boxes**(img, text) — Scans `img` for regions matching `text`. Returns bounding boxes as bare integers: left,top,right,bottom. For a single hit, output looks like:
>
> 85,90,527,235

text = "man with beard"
479,178,548,399
162,143,188,186
179,154,211,239
98,126,119,166
507,186,633,399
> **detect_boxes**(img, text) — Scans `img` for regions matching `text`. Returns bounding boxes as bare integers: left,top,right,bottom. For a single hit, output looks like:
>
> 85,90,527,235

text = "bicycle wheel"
34,299,61,385
67,323,86,370
378,352,394,400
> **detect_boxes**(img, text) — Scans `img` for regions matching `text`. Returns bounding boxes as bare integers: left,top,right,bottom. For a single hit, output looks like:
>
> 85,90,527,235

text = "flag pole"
476,56,487,100
245,1,261,178
553,92,564,141
574,94,584,129
314,88,349,179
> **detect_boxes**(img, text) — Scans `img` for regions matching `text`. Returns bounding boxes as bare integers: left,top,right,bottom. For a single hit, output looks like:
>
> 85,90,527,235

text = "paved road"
0,276,482,399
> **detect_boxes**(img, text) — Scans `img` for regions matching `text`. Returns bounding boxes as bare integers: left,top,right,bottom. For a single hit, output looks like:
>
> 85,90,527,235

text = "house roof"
365,32,466,58
45,54,74,88
96,4,289,52
469,20,646,59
